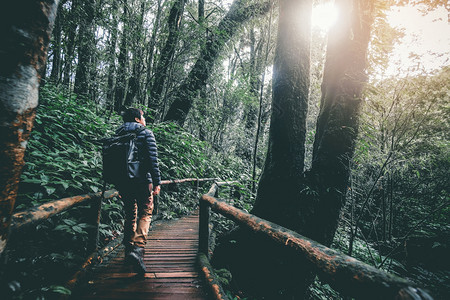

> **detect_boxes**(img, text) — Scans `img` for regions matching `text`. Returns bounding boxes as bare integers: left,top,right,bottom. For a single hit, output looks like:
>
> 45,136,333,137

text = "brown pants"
120,183,154,248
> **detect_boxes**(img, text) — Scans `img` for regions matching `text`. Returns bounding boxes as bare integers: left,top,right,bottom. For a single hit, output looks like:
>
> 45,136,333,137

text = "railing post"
87,193,103,253
196,178,199,197
199,198,210,256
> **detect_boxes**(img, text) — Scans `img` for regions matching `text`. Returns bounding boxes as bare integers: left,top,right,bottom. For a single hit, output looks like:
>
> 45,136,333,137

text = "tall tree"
148,0,186,113
62,0,79,85
144,0,163,107
74,0,96,96
106,0,119,111
49,2,64,83
0,0,59,257
114,0,130,112
163,0,271,126
305,0,374,246
229,0,313,297
215,0,376,297
124,0,147,107
251,0,312,224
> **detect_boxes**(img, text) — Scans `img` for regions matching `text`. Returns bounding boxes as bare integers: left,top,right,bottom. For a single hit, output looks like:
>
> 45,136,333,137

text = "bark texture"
251,0,312,225
0,0,59,256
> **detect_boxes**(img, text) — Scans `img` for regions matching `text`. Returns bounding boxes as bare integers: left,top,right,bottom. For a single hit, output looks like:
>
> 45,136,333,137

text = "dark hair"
122,108,143,122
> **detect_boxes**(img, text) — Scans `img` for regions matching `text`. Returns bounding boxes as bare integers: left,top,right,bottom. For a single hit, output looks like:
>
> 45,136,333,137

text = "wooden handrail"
161,178,218,185
9,177,219,296
199,183,433,300
10,177,218,234
10,190,119,233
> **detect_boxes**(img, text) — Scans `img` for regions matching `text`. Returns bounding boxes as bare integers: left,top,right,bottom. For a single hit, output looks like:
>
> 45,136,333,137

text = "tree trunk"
306,0,374,246
124,0,146,108
74,0,95,96
50,3,63,83
106,0,119,112
163,0,271,126
148,0,186,112
114,0,129,112
388,172,394,240
144,0,162,108
238,27,263,161
382,177,387,241
252,9,273,193
198,0,204,23
251,0,311,224
213,1,313,297
63,0,79,85
0,0,59,257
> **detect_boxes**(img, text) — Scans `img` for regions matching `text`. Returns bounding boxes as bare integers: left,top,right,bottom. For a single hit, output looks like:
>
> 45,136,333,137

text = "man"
116,108,161,276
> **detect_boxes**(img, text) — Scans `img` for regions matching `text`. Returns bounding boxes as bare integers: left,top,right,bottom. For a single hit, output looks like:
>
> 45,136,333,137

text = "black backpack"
101,127,146,186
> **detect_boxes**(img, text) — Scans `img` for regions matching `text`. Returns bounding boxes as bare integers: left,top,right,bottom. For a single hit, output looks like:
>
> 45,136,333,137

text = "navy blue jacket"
116,122,161,186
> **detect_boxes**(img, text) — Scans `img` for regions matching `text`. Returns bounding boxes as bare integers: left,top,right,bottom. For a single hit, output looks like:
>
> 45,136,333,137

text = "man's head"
123,108,146,126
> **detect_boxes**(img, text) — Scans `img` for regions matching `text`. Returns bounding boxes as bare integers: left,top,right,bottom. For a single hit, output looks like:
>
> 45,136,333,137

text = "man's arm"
143,129,162,187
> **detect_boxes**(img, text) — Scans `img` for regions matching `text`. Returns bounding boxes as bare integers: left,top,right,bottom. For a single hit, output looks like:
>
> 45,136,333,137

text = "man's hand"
153,185,161,195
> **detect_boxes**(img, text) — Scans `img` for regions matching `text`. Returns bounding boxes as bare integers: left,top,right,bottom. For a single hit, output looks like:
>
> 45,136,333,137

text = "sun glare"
312,2,339,32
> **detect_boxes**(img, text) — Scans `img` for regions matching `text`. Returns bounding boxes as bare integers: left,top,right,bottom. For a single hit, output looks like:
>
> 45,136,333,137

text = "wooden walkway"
73,213,209,299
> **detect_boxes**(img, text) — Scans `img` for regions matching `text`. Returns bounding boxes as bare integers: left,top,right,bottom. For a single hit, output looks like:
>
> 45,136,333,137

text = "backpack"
101,127,146,186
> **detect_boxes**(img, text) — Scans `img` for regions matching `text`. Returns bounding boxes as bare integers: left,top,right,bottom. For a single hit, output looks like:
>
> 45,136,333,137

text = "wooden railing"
198,182,433,300
9,177,218,291
11,178,217,235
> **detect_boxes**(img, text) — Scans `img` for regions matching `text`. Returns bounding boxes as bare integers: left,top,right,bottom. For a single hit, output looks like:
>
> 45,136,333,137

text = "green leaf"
45,186,56,195
49,285,72,295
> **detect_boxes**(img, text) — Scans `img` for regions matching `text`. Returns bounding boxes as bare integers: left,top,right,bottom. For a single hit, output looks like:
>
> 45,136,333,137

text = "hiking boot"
128,246,146,276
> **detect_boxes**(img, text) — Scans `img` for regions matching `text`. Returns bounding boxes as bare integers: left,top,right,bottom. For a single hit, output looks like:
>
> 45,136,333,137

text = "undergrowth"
1,83,250,299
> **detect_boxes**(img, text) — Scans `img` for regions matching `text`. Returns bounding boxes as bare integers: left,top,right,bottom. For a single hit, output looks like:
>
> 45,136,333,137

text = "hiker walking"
114,108,161,276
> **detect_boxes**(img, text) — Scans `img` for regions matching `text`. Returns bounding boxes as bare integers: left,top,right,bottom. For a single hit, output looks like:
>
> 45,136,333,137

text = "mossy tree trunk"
0,0,59,258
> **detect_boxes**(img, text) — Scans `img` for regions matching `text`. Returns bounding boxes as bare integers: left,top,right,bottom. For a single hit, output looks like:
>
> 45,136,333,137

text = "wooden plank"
91,272,201,279
73,213,208,299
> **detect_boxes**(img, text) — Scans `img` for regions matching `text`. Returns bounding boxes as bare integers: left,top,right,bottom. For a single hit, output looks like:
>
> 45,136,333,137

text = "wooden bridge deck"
73,213,209,299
